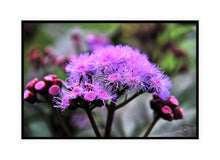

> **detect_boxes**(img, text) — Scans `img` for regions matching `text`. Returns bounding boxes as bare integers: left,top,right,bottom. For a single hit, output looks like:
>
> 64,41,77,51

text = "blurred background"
23,22,197,137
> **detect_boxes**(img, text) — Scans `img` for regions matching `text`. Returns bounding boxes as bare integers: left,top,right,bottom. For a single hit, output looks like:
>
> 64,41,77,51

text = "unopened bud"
26,78,39,93
173,108,184,119
168,96,179,109
44,75,57,88
49,85,60,96
35,81,47,94
24,90,36,103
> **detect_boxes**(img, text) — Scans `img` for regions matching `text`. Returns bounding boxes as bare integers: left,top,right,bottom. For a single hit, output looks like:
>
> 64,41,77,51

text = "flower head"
54,45,172,110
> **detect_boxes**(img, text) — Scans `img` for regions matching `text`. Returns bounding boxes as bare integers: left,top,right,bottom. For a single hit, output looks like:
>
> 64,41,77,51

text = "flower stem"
143,113,160,137
54,109,72,137
116,92,142,110
104,107,115,137
85,108,102,137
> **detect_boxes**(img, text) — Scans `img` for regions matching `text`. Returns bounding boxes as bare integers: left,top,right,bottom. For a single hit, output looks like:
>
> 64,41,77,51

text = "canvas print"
22,21,198,138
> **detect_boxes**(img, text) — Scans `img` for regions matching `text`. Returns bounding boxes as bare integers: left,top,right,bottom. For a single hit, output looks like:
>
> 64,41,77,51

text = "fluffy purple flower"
55,45,172,110
84,91,96,101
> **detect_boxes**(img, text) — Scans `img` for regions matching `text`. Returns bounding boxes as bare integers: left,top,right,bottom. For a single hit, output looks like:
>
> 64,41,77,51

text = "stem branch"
54,109,72,137
104,108,115,137
85,108,102,137
143,113,160,137
116,93,142,110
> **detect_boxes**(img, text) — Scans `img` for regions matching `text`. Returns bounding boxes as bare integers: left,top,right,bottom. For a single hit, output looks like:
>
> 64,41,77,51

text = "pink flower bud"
161,105,172,114
49,85,60,96
53,79,62,88
24,90,36,103
34,81,47,94
168,96,179,108
44,75,57,88
26,78,39,92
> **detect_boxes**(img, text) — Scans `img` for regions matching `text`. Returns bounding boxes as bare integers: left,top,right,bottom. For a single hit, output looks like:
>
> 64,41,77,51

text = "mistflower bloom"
150,94,183,121
108,73,121,83
71,86,84,98
66,45,172,99
148,73,172,100
65,53,94,83
54,45,172,111
84,91,96,101
53,89,77,110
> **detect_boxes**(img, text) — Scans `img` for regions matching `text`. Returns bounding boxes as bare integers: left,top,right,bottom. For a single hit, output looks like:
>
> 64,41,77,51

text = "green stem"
116,93,142,110
54,109,72,137
104,107,115,137
143,114,160,137
85,108,102,137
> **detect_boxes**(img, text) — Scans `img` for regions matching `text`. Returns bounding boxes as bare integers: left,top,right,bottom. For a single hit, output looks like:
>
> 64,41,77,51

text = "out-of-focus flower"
70,114,89,129
150,94,183,121
27,48,45,70
86,34,110,51
71,28,82,48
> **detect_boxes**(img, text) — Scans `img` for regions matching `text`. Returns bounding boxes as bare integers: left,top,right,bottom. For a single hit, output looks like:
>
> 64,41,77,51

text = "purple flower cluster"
54,45,172,110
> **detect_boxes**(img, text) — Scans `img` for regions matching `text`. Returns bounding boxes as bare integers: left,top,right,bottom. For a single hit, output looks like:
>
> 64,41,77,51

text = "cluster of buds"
27,46,69,71
24,75,62,103
150,94,183,121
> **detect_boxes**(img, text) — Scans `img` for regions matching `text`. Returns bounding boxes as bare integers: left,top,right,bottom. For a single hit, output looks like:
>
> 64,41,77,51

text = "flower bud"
167,96,179,109
150,98,164,111
26,78,39,93
150,94,183,121
161,113,174,121
44,75,57,88
53,79,62,88
173,108,184,119
35,81,47,94
24,90,37,103
49,85,60,96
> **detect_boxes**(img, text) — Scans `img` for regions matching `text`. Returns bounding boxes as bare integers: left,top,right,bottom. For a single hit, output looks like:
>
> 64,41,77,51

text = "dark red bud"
150,98,163,111
44,75,57,88
167,96,179,110
173,108,184,119
24,90,37,103
153,93,160,100
53,79,62,88
26,78,39,93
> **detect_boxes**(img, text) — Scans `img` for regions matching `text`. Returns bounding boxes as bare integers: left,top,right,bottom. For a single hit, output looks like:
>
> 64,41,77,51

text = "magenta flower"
84,91,96,101
54,45,172,111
